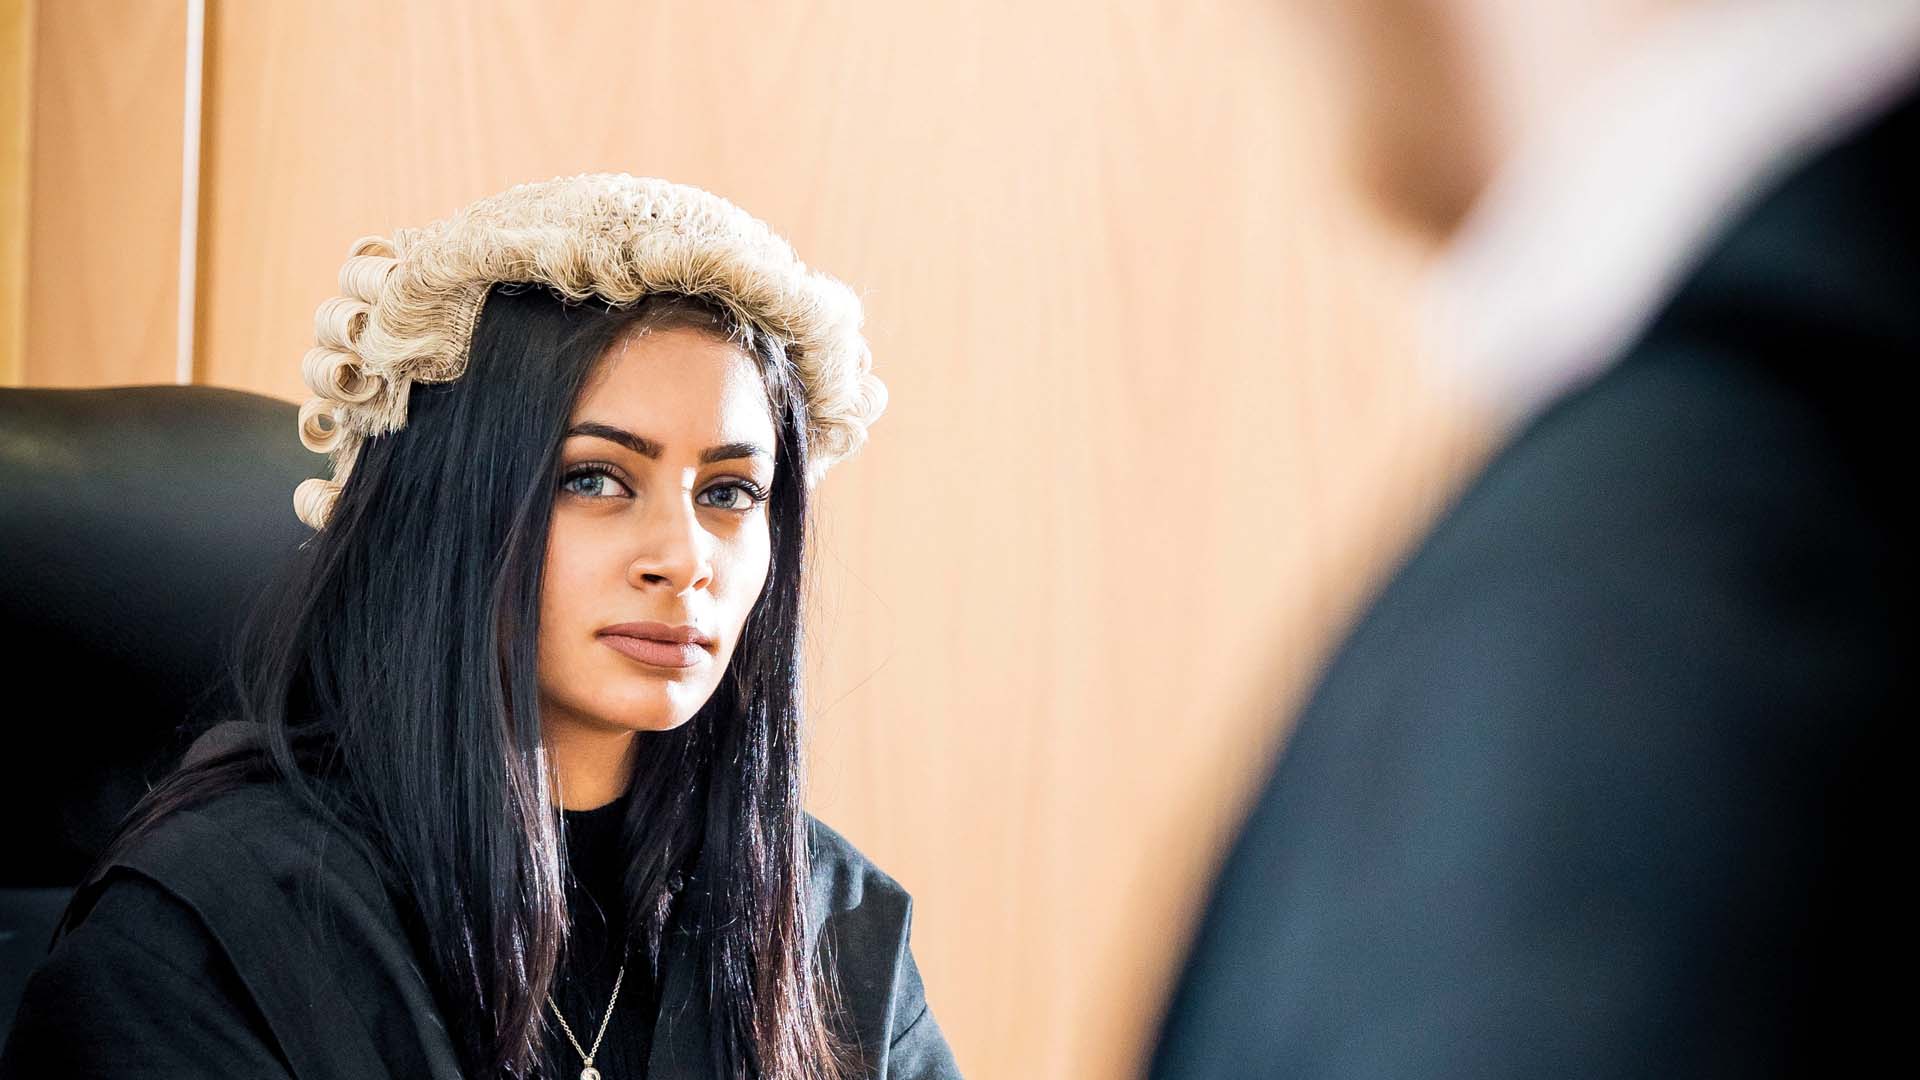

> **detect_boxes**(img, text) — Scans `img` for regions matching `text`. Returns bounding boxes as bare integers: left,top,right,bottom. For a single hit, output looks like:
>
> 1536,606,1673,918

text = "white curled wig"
293,173,885,529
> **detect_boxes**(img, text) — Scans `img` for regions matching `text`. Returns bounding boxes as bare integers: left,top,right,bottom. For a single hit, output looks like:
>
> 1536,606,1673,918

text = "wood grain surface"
1,0,33,386
20,3,1487,1074
21,0,185,387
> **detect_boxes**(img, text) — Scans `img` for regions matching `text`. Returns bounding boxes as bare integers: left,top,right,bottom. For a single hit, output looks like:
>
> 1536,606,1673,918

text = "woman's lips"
597,622,713,670
600,634,707,668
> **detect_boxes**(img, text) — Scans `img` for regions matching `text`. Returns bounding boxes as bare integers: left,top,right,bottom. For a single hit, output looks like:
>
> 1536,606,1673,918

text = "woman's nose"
625,494,714,595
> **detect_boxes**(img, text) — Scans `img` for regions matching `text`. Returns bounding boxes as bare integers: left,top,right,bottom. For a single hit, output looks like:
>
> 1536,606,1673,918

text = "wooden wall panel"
190,2,1485,1076
1,0,32,386
22,0,184,387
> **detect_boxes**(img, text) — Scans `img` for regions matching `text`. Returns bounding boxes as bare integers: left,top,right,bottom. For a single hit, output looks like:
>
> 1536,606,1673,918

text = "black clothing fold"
0,730,961,1079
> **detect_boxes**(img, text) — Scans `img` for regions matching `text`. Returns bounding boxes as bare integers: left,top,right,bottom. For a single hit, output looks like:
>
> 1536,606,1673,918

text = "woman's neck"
542,716,640,811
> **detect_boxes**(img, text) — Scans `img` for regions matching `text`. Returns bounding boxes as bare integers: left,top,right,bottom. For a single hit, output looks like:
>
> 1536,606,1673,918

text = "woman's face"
537,324,778,740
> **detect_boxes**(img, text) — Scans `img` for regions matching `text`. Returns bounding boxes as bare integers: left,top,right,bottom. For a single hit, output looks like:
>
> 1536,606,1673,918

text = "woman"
0,175,959,1080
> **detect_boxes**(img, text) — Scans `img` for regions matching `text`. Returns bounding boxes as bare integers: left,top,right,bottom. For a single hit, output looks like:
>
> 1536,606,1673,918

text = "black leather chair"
0,385,322,1040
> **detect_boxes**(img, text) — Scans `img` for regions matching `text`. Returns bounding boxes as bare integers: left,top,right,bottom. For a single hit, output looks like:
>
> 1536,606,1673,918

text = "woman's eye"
697,481,766,511
560,466,630,499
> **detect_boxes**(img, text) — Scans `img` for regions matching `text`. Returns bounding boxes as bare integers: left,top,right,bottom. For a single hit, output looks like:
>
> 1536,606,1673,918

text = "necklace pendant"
580,1068,601,1080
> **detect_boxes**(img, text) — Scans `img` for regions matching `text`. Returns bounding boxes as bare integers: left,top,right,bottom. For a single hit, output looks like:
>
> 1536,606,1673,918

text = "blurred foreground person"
1154,1,1915,1075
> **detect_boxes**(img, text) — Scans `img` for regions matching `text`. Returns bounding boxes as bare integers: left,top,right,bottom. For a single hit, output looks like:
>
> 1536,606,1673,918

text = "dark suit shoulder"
103,776,392,931
145,775,353,861
804,813,913,924
801,817,963,1077
76,777,461,1078
1157,294,1899,1080
0,872,293,1077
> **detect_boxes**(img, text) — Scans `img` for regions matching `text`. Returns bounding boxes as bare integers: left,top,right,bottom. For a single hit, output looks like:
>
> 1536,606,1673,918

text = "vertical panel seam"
176,0,205,384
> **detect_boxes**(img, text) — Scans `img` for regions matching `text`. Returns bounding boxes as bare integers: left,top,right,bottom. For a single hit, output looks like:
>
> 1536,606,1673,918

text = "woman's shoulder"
61,772,458,1074
2,868,298,1077
16,776,424,1078
78,773,399,987
117,771,375,896
803,813,915,924
120,724,379,884
801,816,961,1075
801,815,923,980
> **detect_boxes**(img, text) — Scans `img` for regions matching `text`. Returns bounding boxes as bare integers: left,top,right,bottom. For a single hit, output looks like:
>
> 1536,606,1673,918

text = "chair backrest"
0,384,321,1036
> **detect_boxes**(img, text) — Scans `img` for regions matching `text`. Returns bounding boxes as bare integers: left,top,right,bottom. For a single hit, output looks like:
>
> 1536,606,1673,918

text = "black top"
1148,82,1914,1080
544,798,661,1079
0,730,962,1079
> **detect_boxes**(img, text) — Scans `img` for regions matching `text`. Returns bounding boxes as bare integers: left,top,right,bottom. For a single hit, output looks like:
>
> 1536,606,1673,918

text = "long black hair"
94,285,852,1078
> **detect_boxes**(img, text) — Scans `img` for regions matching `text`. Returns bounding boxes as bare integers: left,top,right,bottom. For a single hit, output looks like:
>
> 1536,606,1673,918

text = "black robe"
0,733,961,1079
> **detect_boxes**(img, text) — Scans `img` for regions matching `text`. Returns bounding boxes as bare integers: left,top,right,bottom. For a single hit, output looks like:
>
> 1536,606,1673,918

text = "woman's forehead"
570,326,776,451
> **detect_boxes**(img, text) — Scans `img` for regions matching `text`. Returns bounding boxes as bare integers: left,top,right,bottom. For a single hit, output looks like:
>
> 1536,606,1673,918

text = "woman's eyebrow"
567,424,770,466
567,422,660,458
700,441,771,465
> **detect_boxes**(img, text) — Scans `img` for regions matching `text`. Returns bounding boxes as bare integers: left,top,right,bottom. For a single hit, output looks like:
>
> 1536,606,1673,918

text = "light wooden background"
5,2,1485,1075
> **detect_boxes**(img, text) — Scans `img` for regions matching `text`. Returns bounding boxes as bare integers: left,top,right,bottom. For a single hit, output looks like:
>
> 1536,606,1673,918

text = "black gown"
0,733,960,1078
542,796,662,1080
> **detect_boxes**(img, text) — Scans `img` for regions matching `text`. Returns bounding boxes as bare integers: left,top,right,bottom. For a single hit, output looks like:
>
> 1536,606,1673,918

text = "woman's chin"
541,671,719,735
598,684,712,733
624,711,696,734
577,699,696,734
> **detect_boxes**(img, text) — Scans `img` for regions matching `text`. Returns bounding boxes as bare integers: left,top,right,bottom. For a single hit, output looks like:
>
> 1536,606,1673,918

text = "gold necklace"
547,957,627,1080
